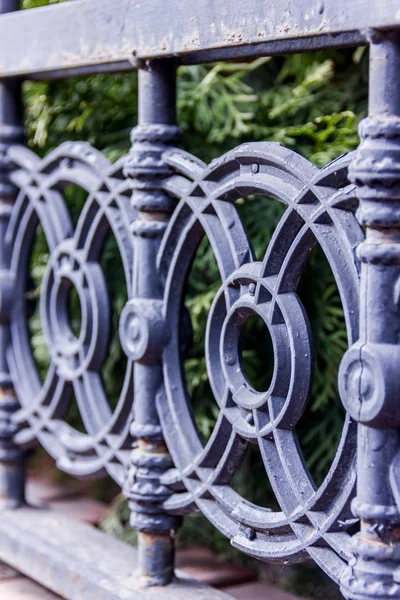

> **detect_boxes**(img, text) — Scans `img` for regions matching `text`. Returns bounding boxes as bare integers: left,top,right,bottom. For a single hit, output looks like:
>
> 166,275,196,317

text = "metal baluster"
0,0,25,510
122,59,182,586
340,30,400,599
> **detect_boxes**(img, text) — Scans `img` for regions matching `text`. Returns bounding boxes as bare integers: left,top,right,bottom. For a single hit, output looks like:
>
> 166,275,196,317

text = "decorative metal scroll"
5,139,364,581
7,142,135,485
157,144,363,583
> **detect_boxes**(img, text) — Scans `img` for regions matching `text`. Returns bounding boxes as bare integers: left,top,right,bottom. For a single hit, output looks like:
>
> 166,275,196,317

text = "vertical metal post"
122,59,182,586
0,0,25,509
340,31,400,599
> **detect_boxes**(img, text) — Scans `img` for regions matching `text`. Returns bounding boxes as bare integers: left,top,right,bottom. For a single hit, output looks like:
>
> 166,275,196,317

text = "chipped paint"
0,0,398,77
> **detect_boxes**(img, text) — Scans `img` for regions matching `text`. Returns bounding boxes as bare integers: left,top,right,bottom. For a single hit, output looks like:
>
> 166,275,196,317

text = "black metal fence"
0,1,400,599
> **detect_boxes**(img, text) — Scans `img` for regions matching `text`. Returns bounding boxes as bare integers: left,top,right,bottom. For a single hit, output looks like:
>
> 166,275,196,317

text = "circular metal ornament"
157,143,363,581
7,142,136,485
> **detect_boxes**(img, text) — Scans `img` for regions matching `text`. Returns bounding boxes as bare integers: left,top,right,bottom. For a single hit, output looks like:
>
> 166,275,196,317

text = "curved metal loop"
5,138,364,581
6,142,136,485
157,142,363,582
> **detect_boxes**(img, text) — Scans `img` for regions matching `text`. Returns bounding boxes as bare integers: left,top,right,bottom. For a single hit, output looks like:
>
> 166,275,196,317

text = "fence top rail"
0,0,399,79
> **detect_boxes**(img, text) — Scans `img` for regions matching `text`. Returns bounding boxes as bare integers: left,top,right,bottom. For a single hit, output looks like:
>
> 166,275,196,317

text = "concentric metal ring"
157,143,363,581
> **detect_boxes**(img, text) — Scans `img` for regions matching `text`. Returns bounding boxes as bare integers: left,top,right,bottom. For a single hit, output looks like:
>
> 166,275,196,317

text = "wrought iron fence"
0,1,400,598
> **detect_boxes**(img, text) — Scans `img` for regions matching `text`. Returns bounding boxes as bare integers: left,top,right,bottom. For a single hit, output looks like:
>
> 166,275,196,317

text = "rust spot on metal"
138,532,175,587
0,386,15,400
360,521,400,546
138,438,169,455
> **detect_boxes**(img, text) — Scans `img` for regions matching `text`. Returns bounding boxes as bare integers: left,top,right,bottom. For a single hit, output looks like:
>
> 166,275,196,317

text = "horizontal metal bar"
0,0,398,79
182,31,367,65
0,508,233,600
24,32,367,81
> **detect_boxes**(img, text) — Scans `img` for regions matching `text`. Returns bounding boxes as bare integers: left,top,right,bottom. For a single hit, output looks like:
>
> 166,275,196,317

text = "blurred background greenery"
22,2,368,596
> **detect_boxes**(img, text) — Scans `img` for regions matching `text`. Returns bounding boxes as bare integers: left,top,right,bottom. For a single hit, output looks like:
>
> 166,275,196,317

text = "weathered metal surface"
7,142,135,485
0,0,398,597
0,0,25,509
0,507,234,600
158,144,362,585
0,0,399,78
0,55,365,596
123,60,182,586
0,70,365,596
339,31,400,600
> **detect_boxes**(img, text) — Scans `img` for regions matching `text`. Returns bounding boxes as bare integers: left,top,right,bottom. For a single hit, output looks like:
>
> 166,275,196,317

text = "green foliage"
23,0,66,7
178,58,267,144
21,5,368,559
24,75,138,160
